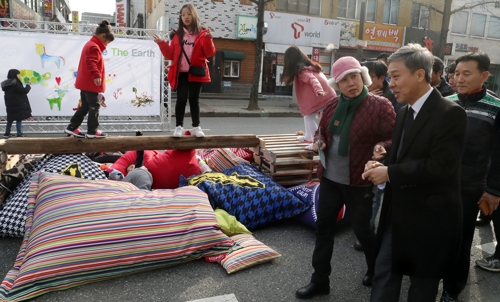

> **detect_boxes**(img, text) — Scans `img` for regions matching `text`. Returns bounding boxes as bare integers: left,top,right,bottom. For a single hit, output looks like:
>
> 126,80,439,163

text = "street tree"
247,0,273,110
423,0,499,59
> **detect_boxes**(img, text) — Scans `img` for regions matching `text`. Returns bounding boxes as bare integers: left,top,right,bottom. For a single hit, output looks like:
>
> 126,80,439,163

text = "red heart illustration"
55,77,61,85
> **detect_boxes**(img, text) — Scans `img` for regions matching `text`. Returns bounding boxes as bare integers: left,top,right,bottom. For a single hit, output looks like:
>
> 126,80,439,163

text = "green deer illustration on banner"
47,85,68,111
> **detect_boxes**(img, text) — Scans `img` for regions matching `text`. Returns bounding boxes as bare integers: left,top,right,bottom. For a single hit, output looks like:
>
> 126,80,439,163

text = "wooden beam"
0,135,264,155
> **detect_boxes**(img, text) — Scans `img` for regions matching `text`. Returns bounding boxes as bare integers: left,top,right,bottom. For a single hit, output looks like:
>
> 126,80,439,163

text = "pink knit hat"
327,56,371,90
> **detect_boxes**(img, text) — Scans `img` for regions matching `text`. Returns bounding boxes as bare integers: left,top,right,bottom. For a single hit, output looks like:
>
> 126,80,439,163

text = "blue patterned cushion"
180,163,311,230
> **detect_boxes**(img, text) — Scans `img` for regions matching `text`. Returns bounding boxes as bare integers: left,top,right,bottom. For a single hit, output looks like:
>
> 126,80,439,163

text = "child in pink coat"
282,46,336,149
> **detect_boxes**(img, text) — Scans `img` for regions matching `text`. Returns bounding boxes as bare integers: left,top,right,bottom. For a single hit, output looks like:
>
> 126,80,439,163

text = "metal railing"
0,18,170,134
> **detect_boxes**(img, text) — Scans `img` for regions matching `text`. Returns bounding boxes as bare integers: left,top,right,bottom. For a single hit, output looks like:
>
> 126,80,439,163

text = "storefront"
262,11,341,95
404,28,441,56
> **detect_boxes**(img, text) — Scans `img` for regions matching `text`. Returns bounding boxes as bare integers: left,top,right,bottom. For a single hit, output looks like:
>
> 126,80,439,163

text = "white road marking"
475,241,498,255
187,293,239,302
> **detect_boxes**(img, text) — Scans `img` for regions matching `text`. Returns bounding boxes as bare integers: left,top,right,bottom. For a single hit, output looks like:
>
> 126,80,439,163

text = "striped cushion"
220,234,281,274
0,172,233,301
198,148,248,172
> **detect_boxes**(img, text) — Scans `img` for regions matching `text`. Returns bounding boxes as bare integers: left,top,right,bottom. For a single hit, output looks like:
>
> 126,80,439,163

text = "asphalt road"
1,117,499,302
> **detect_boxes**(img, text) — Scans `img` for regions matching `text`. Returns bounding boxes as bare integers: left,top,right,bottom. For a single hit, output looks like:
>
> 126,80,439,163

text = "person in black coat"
1,69,32,137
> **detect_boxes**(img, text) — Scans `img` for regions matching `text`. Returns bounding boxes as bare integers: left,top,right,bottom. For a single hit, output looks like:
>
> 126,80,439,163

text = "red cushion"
146,149,200,189
111,150,159,176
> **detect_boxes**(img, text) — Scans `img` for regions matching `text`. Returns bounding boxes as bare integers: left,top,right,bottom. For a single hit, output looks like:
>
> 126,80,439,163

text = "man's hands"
478,191,500,215
362,160,388,185
373,145,387,161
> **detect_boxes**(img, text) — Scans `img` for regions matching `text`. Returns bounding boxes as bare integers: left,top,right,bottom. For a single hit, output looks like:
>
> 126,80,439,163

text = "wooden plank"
0,135,263,155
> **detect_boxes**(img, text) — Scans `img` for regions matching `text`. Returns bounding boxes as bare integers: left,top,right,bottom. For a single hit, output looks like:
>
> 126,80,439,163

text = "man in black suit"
362,44,468,302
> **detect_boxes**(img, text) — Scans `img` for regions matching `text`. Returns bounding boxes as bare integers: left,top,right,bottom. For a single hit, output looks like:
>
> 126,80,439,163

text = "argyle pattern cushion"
0,154,106,237
180,163,311,230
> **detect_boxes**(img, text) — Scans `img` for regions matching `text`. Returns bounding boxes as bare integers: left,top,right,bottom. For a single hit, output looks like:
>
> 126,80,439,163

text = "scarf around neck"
328,86,368,156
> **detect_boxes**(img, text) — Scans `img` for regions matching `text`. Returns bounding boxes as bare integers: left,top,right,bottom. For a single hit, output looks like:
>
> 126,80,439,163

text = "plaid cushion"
0,172,233,301
220,234,281,274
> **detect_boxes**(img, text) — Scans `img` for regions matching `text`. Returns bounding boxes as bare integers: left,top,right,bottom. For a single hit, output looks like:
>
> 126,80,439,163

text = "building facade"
81,12,114,25
445,0,500,96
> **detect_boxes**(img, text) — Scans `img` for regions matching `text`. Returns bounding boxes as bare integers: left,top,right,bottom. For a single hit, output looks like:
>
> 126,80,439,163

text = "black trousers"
311,177,376,286
175,72,202,127
443,189,491,297
70,90,100,132
370,228,440,302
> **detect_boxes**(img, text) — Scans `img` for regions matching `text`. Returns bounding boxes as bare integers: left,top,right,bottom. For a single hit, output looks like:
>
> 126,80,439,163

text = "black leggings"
175,72,203,127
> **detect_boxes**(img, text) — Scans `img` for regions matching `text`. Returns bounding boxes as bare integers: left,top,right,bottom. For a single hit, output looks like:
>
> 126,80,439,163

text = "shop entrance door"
261,55,276,93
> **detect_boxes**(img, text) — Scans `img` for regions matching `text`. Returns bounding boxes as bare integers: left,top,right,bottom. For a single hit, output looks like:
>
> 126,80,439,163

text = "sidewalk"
171,94,302,118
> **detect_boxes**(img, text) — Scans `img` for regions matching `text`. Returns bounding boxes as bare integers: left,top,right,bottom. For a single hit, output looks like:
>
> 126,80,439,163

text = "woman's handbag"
181,45,206,77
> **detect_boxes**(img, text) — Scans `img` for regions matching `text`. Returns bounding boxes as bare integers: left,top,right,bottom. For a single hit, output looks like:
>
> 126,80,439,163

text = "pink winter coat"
294,67,336,116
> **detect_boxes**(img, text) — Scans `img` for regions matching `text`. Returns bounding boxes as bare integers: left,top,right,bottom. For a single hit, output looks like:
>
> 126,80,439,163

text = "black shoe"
295,282,330,299
2,133,14,138
354,239,363,251
362,274,373,287
440,291,457,302
16,134,26,137
476,217,492,226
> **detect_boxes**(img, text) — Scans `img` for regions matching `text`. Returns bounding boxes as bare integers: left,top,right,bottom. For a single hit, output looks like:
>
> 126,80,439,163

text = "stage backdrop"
0,31,162,116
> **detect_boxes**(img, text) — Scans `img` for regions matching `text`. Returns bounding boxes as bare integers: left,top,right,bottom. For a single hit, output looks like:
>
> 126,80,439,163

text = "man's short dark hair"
362,60,388,78
377,53,390,60
446,62,456,74
455,51,490,73
432,56,445,74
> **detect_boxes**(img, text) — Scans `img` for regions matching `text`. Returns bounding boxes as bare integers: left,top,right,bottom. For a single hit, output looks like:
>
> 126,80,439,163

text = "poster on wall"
0,32,162,116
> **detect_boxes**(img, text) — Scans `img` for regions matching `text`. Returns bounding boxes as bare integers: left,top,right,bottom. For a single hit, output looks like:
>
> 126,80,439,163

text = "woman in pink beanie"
295,56,396,299
282,46,336,150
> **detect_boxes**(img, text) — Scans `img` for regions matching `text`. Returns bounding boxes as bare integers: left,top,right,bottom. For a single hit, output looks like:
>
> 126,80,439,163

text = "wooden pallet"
253,134,320,187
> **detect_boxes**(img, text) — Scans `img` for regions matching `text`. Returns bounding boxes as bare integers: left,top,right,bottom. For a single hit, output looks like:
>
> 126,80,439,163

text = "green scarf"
328,86,368,156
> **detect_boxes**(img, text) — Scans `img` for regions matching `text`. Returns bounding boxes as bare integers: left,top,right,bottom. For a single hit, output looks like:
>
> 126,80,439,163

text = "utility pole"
356,0,367,61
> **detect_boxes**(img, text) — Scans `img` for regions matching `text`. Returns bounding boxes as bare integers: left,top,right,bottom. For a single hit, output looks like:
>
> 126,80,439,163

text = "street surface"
0,117,499,302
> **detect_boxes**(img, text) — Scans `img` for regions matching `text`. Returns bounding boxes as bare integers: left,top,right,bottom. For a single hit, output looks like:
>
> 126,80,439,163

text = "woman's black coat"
1,78,32,122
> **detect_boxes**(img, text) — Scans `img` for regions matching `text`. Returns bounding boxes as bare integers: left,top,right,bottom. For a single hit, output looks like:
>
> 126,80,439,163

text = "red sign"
0,0,9,17
312,47,320,63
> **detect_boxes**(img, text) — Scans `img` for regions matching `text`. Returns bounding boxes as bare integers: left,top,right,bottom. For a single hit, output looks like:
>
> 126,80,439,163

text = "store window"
276,0,321,15
451,11,469,35
488,16,500,39
383,0,399,25
338,0,376,22
224,60,240,78
410,3,430,29
470,13,487,36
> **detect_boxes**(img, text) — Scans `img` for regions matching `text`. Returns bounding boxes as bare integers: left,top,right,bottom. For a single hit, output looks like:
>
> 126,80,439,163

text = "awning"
222,51,246,60
265,43,312,55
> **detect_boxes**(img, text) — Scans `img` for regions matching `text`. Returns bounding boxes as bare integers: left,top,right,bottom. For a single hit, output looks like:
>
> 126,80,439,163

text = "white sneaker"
173,126,183,137
192,126,205,138
297,135,305,142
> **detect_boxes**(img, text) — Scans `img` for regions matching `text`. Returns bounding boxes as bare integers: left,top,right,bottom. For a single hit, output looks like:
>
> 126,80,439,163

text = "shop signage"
404,28,441,55
455,43,479,52
116,0,128,27
363,23,403,52
72,11,79,32
312,47,320,62
43,0,52,18
0,0,9,18
444,43,454,56
236,15,257,40
339,21,359,49
264,11,341,48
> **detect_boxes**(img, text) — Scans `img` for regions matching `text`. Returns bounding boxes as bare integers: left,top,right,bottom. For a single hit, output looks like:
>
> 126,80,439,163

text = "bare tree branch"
250,0,274,4
421,4,444,15
451,1,499,14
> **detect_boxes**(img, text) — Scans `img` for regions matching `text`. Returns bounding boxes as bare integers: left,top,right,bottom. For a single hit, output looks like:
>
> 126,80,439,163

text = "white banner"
116,0,128,27
263,11,341,49
0,32,162,116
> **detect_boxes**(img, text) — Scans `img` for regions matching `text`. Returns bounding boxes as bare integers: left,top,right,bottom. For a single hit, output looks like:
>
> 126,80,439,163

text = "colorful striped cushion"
220,234,281,274
0,172,233,301
198,148,248,172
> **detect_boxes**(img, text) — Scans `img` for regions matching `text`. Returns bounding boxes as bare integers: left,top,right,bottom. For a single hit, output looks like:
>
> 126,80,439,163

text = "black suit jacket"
377,88,467,278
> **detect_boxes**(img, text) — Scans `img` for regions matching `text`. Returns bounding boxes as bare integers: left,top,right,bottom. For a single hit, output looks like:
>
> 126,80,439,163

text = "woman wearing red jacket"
65,20,114,138
153,4,215,138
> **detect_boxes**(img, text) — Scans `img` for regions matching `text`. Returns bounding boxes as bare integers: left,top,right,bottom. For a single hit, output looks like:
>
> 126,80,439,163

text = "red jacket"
315,93,396,186
75,35,107,93
157,28,216,89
